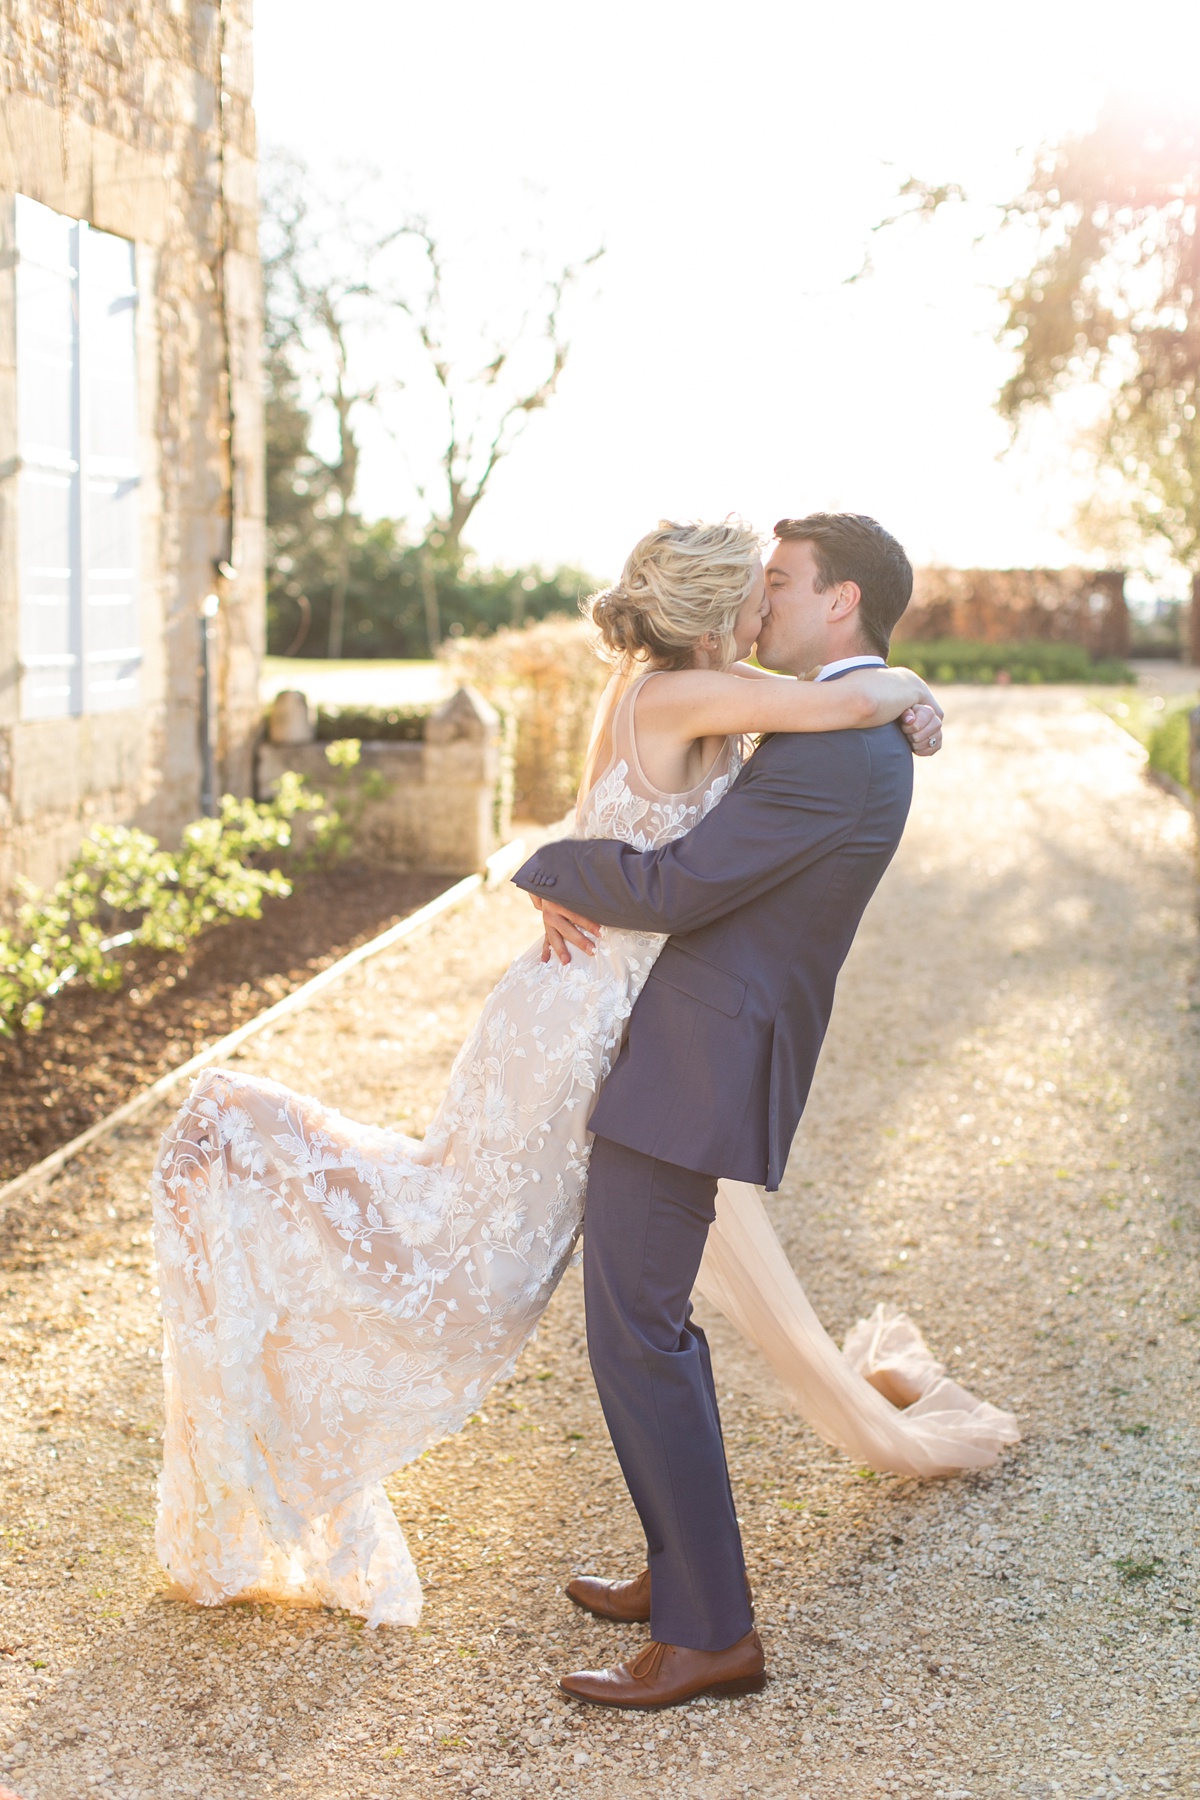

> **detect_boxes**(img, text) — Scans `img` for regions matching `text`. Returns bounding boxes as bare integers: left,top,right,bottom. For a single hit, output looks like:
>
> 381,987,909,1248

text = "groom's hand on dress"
530,895,601,964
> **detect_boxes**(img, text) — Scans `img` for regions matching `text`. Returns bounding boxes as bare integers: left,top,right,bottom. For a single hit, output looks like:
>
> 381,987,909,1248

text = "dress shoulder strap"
577,668,737,820
606,670,657,772
575,670,640,815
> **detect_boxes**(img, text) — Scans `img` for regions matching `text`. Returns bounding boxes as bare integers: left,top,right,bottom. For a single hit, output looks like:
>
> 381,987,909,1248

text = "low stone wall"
256,686,507,876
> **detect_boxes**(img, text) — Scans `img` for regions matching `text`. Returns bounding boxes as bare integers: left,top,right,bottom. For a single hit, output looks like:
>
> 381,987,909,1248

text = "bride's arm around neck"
727,659,789,682
635,661,935,747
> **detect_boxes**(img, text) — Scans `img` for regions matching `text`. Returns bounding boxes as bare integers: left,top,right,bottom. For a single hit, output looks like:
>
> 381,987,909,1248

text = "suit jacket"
512,706,913,1190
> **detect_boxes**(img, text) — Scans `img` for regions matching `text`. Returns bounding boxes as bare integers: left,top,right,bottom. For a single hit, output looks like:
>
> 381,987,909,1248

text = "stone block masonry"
0,1,265,899
257,685,508,876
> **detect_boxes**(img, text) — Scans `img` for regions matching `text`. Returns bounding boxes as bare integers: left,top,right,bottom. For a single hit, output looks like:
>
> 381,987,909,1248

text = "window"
15,194,140,720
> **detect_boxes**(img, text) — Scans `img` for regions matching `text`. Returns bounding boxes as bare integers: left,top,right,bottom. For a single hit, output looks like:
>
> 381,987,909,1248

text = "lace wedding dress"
152,672,1017,1629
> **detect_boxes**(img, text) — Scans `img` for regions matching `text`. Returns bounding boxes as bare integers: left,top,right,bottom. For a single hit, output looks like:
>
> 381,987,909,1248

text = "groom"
512,512,928,1708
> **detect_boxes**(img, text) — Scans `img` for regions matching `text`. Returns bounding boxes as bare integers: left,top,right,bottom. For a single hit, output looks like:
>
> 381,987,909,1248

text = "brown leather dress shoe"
566,1569,651,1623
559,1629,766,1710
566,1568,755,1625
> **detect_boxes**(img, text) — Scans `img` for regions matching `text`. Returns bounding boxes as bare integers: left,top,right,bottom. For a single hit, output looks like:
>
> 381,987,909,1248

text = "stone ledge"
256,686,505,876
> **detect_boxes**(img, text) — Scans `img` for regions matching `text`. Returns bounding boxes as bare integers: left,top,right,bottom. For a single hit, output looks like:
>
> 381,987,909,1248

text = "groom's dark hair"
773,513,913,656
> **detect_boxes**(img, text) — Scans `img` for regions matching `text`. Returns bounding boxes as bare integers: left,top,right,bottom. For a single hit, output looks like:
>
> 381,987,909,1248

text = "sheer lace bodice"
577,669,741,850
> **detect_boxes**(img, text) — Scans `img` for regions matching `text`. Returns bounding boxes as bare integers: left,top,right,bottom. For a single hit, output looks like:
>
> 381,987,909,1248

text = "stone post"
1189,572,1200,668
268,690,315,746
422,686,503,873
257,685,506,873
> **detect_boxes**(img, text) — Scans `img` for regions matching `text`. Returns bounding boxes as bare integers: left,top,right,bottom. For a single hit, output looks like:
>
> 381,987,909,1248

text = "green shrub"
890,639,1133,684
1146,706,1193,792
314,703,431,742
0,773,328,1039
268,512,599,659
298,739,395,863
1097,694,1198,793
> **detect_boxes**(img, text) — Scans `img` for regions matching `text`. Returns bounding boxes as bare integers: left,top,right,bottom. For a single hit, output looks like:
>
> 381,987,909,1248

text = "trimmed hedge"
315,704,431,743
890,639,1133,685
1147,706,1193,792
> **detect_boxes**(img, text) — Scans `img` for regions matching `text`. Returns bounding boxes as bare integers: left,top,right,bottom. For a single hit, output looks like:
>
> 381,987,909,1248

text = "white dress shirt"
815,654,887,681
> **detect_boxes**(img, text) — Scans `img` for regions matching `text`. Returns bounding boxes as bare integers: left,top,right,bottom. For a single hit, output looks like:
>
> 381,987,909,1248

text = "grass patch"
264,656,439,678
1114,1554,1164,1584
1147,705,1193,790
1095,691,1198,793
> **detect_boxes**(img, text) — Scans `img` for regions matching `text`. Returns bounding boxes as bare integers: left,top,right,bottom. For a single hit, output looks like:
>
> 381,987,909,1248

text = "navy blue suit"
513,705,913,1649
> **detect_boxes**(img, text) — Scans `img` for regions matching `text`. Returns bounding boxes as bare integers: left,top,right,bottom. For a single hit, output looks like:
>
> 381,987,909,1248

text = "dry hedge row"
444,619,611,824
903,566,1130,659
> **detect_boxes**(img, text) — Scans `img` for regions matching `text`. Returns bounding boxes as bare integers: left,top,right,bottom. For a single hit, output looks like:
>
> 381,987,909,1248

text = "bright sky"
253,0,1200,585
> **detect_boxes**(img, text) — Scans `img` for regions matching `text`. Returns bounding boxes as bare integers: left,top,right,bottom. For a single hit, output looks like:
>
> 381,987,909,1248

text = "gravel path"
0,688,1197,1800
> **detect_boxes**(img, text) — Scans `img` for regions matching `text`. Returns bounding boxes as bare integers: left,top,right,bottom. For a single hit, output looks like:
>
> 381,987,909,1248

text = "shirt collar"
815,654,887,682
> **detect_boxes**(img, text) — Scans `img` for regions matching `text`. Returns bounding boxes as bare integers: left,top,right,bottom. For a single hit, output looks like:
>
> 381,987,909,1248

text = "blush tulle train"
699,1181,1019,1476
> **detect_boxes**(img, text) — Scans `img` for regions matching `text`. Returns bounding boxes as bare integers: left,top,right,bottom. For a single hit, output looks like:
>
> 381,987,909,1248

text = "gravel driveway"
0,687,1197,1800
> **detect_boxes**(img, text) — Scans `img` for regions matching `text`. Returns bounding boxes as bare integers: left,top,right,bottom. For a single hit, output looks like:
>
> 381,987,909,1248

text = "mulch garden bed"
0,864,449,1184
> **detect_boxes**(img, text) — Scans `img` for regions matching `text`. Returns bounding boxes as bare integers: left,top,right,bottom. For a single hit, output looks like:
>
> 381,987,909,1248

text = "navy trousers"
583,1133,753,1652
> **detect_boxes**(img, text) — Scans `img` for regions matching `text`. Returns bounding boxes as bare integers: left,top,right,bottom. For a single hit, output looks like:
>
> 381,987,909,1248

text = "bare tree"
380,227,604,648
262,154,602,655
262,157,385,659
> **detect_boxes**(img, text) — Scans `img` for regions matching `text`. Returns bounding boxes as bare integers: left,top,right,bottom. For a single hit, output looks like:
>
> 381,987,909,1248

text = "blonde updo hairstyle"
589,518,763,672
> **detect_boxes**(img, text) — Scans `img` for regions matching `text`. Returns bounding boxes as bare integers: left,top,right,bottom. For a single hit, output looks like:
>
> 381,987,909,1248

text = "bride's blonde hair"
588,518,763,672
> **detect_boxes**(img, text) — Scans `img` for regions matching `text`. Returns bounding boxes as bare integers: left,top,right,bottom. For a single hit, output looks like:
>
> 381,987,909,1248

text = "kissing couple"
152,511,1017,1709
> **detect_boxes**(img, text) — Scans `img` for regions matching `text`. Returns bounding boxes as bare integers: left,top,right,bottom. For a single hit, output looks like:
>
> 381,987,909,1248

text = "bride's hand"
530,895,602,964
902,701,944,756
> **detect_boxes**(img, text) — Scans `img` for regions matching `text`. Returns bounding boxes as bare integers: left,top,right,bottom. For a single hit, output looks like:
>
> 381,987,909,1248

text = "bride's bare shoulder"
635,666,753,724
636,667,793,739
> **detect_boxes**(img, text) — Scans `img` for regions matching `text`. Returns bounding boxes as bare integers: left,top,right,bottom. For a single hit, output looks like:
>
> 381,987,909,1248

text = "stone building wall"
0,0,264,897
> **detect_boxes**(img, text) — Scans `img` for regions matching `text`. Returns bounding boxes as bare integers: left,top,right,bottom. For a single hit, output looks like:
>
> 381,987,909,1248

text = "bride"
151,518,1017,1629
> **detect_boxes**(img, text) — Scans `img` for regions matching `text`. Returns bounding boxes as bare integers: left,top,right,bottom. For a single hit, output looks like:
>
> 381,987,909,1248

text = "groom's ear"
828,580,863,622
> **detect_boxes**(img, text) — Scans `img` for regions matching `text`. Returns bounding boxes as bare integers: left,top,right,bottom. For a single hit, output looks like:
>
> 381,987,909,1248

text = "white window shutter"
79,223,141,712
15,195,80,720
14,197,141,720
